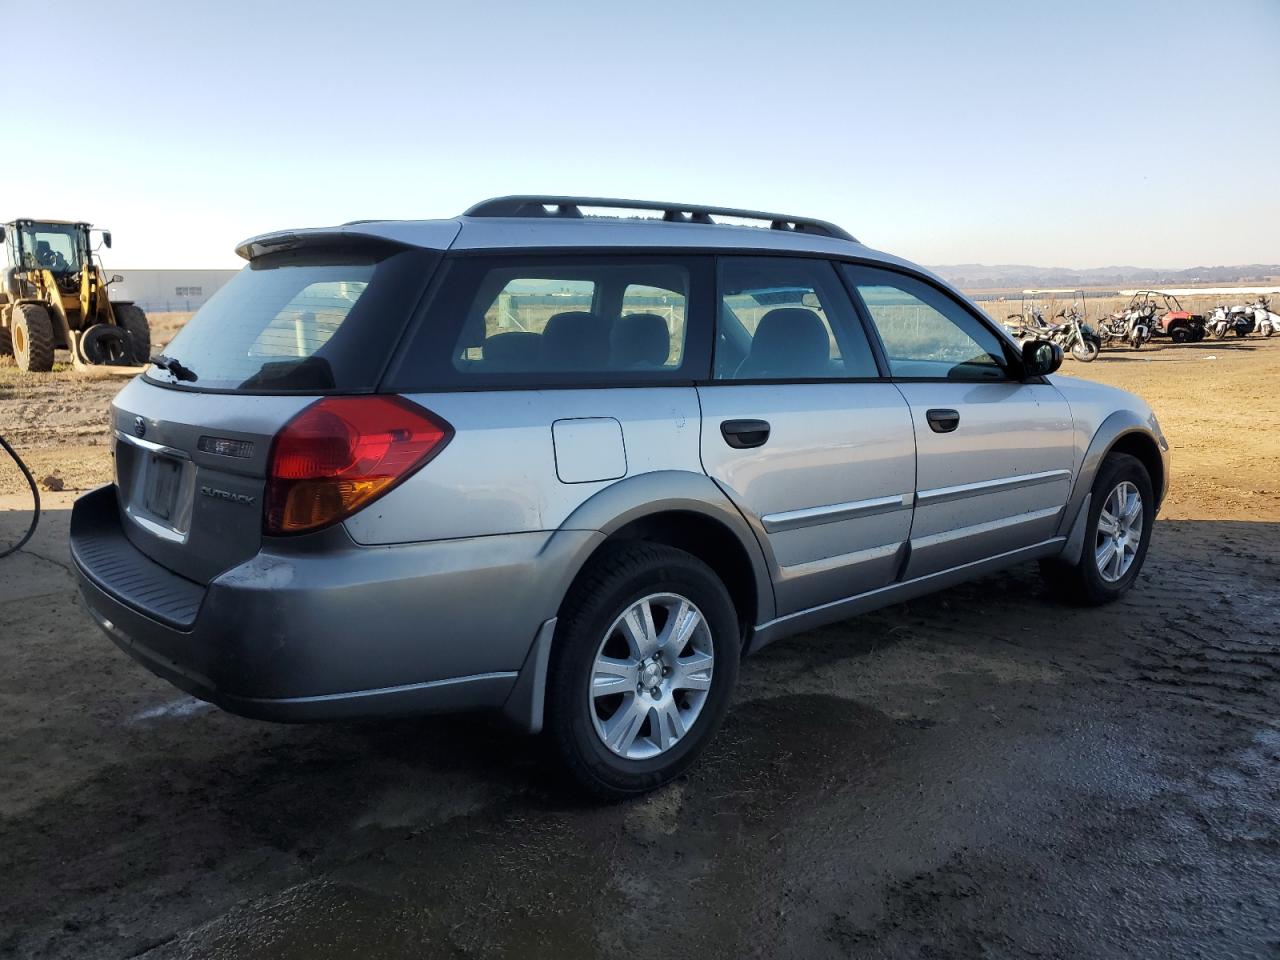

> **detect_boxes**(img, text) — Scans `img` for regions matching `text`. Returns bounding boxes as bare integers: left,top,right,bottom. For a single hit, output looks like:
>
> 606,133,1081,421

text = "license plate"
144,456,182,520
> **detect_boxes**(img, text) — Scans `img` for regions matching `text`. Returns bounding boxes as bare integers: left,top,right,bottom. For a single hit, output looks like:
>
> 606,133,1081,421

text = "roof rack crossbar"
462,196,856,242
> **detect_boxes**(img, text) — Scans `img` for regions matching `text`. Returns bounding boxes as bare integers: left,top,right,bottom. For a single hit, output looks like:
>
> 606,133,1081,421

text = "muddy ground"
1,337,1278,958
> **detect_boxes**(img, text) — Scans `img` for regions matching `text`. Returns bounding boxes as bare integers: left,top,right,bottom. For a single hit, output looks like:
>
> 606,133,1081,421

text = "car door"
842,264,1074,580
697,256,916,616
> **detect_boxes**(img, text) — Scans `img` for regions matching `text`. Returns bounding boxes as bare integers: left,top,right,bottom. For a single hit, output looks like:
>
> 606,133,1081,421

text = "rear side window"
387,256,712,389
714,257,879,380
147,245,438,392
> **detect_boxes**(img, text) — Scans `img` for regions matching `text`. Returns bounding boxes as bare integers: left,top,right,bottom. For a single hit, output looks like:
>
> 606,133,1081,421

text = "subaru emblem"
133,416,146,438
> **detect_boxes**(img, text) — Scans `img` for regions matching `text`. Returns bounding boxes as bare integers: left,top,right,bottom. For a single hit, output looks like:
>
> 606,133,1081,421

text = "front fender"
1055,409,1169,547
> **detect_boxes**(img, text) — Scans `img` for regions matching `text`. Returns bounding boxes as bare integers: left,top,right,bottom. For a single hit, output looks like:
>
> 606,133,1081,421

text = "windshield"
17,224,83,273
147,245,439,392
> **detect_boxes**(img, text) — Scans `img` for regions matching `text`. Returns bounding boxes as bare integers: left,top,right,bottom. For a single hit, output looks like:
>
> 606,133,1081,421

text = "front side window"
714,257,878,380
387,256,710,389
842,265,1009,381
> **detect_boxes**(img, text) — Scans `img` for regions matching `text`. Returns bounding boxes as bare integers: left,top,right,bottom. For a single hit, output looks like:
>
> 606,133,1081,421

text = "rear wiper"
149,354,198,382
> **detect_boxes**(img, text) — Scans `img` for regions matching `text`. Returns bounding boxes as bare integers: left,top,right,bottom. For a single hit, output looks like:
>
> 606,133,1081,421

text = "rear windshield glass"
146,246,438,392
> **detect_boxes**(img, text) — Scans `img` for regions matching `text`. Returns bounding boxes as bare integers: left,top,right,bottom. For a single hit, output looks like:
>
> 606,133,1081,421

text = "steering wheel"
36,248,57,267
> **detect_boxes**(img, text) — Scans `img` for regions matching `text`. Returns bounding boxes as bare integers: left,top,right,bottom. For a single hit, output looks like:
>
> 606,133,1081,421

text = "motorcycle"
1207,305,1230,339
1228,304,1256,337
1208,304,1253,339
1249,296,1277,337
1036,305,1101,362
1124,302,1155,349
1096,310,1129,345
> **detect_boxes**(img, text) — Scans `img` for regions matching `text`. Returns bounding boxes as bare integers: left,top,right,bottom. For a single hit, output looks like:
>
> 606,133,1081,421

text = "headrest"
611,313,670,367
481,331,542,371
737,307,831,378
542,311,610,370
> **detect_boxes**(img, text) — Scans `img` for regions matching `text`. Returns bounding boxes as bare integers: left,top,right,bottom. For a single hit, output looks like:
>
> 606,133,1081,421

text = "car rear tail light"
264,396,452,535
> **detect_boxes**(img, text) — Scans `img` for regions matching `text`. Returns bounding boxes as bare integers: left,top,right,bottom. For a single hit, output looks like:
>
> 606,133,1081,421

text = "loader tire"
114,304,151,363
81,324,133,365
0,307,11,357
12,303,55,372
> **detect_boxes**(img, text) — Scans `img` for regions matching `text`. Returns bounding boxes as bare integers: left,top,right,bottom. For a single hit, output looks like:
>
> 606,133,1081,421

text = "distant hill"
927,263,1280,290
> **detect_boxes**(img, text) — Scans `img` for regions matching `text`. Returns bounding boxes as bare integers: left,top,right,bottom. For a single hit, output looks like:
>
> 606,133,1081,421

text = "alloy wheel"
1095,481,1144,583
589,592,715,760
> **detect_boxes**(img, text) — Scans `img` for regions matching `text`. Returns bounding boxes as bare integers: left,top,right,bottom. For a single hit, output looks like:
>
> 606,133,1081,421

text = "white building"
109,269,240,313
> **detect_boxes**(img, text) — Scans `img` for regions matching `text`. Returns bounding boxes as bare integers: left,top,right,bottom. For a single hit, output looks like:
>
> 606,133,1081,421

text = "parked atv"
1123,291,1206,343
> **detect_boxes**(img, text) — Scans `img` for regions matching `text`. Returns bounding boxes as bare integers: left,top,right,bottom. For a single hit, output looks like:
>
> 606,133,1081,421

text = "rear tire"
11,303,54,372
113,303,151,363
1040,452,1154,606
547,542,740,799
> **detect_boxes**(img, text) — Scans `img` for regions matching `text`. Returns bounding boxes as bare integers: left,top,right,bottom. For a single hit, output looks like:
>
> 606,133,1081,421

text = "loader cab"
8,219,89,276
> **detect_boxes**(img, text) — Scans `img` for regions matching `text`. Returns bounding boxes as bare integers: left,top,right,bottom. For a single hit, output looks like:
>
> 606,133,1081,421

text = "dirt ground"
0,313,188,496
1,337,1277,959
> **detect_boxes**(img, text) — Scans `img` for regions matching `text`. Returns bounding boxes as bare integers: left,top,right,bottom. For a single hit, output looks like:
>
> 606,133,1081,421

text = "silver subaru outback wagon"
71,197,1169,796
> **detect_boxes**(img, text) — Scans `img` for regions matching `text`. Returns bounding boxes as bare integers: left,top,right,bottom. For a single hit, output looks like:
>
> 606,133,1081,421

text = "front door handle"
926,408,960,433
721,419,771,449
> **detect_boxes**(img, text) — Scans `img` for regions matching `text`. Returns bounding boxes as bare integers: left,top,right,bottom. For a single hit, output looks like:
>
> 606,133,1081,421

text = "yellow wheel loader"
0,219,150,372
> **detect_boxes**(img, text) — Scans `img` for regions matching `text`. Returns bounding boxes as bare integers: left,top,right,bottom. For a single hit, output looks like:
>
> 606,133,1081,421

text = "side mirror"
1021,339,1063,377
108,274,124,285
102,230,112,249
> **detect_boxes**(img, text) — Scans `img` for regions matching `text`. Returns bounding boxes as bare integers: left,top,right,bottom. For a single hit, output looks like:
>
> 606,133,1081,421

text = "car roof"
233,197,921,274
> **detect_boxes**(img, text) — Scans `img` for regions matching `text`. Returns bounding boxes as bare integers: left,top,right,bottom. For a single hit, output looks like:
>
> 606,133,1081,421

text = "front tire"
11,303,54,372
547,542,740,799
1040,452,1154,606
1071,337,1099,362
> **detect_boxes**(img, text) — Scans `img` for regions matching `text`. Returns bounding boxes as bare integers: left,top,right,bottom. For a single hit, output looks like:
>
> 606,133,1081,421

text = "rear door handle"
720,419,771,449
926,408,960,433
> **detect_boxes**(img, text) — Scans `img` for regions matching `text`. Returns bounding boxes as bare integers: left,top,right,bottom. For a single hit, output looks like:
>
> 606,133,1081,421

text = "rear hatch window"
147,244,439,393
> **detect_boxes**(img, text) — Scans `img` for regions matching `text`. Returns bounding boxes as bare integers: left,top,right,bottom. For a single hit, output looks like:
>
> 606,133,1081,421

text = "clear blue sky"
11,0,1279,269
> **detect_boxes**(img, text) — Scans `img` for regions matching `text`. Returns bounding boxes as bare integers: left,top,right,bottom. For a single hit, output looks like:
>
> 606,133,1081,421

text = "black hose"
0,433,40,559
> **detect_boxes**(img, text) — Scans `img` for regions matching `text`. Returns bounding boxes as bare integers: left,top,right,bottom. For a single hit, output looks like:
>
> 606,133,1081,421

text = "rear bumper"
71,485,597,722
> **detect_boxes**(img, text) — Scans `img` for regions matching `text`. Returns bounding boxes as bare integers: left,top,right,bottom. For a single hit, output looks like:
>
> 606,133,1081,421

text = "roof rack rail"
462,196,856,242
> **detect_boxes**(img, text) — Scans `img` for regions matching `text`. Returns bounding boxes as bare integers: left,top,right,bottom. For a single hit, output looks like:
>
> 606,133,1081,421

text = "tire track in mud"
1097,522,1280,724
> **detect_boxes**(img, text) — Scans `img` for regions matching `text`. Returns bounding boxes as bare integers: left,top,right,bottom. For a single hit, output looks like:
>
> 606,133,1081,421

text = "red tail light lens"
265,396,452,535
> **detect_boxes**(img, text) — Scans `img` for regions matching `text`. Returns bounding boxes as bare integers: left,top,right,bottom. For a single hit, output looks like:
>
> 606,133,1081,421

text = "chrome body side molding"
762,492,913,533
916,469,1073,506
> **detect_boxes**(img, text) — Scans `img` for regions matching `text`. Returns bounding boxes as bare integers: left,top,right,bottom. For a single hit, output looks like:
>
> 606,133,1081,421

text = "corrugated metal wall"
109,269,241,313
